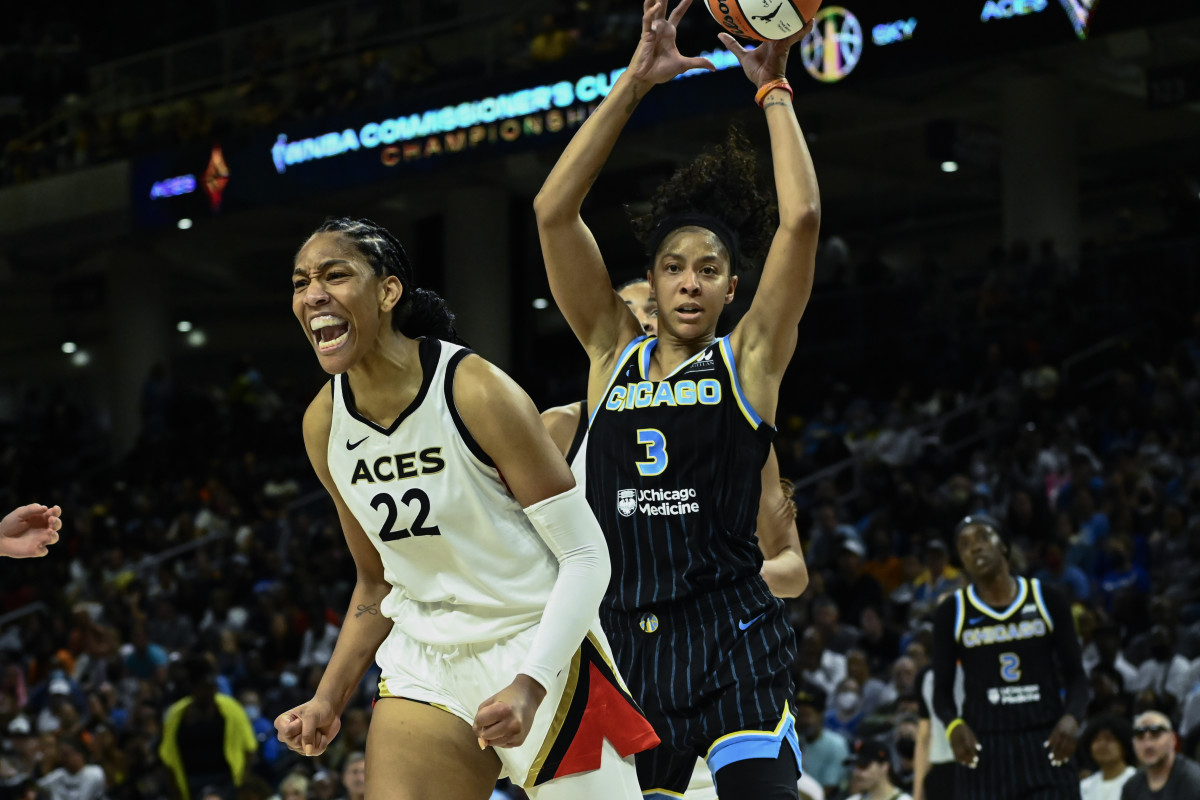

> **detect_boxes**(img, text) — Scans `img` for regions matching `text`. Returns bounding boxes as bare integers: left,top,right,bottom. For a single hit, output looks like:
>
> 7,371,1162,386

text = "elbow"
782,203,822,236
781,557,810,599
533,188,570,228
792,559,810,598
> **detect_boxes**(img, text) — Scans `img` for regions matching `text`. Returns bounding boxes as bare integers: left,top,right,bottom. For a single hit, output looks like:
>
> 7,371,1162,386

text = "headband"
645,212,741,271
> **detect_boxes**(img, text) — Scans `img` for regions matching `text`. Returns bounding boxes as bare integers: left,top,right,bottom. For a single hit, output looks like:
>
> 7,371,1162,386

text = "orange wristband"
755,78,793,107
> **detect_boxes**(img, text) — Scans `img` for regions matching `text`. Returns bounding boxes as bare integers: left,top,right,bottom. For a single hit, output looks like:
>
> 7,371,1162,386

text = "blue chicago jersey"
585,334,773,612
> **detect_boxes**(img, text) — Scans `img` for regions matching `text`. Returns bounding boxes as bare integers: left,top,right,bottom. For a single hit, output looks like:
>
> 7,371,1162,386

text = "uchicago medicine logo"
618,488,700,517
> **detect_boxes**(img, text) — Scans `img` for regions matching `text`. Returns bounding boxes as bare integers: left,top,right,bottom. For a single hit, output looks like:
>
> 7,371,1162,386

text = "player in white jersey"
275,217,657,800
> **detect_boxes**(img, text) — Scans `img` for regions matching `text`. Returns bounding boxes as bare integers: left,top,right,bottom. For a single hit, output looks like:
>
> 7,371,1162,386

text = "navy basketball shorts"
955,728,1080,800
600,580,800,798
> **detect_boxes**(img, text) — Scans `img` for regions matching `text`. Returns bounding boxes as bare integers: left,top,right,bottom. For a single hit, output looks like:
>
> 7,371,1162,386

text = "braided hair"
312,217,463,344
628,127,776,274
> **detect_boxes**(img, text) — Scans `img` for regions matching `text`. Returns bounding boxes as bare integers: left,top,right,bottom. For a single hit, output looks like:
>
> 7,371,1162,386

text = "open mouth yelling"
310,314,350,352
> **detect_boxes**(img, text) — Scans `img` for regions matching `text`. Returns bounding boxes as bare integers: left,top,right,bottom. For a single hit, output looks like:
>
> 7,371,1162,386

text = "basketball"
705,0,822,41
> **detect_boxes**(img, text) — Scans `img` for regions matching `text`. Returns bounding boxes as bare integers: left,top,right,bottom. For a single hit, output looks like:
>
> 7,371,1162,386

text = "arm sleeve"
518,485,611,691
931,594,960,729
1043,583,1088,720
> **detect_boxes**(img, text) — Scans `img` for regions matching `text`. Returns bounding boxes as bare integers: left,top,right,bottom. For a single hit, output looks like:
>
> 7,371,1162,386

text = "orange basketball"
705,0,822,41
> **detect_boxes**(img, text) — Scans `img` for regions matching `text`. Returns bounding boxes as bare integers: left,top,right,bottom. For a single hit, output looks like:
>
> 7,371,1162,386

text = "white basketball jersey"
328,339,560,646
569,430,587,488
922,665,964,765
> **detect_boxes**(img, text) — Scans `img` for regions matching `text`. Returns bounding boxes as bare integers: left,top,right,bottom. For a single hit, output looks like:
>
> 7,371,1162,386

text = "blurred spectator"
797,628,848,701
1127,626,1191,705
1078,714,1135,800
270,771,308,800
1035,541,1091,603
341,751,366,800
890,713,919,792
310,769,337,800
1122,710,1200,798
861,527,906,595
795,685,849,799
159,655,257,800
238,689,284,779
845,650,889,717
123,625,168,682
825,677,868,740
909,539,963,620
1085,625,1139,688
877,656,918,713
36,736,105,800
857,606,900,676
844,738,912,800
828,539,885,630
812,596,860,655
808,503,862,574
1099,537,1150,614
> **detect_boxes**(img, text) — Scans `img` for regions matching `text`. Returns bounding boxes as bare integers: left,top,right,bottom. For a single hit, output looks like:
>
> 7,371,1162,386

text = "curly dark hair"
628,127,776,272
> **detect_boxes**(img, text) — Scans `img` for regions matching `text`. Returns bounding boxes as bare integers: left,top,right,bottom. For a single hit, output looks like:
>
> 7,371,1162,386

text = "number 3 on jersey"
371,488,441,541
635,429,668,476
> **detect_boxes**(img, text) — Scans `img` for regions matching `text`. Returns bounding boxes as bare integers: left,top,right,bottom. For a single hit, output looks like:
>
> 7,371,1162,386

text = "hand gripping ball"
705,0,822,41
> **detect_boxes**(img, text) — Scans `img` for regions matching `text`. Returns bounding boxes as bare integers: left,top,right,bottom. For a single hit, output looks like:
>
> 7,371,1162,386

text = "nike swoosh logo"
347,436,369,450
968,616,984,625
739,613,766,631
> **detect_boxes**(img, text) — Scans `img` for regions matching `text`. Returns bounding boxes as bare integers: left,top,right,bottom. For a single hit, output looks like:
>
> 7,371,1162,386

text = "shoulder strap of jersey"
1029,577,1054,632
443,345,495,468
589,335,648,426
953,588,966,644
566,400,588,464
716,335,766,429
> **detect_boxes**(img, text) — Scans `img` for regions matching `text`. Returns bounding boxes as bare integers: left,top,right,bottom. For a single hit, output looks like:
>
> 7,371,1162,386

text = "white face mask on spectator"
836,690,860,714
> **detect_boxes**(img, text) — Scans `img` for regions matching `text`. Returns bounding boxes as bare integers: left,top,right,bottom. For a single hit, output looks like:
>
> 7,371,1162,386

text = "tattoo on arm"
624,86,643,115
355,603,378,618
763,98,792,110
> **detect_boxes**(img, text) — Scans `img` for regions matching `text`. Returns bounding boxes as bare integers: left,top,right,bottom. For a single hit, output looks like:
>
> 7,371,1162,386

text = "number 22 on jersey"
370,488,441,541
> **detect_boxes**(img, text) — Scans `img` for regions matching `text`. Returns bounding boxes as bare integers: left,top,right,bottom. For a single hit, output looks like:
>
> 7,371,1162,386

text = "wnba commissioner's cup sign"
801,6,864,83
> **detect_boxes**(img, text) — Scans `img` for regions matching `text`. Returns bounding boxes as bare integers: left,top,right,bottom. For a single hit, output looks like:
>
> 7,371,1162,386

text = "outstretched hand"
628,0,715,85
0,504,62,558
718,22,812,88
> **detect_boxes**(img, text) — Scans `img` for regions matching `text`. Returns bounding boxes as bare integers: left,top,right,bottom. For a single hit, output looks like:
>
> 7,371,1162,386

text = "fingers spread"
668,0,694,25
718,33,746,55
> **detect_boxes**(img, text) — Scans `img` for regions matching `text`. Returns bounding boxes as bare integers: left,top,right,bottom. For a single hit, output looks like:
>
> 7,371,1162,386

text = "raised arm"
276,389,395,757
724,31,821,405
534,0,713,373
756,447,808,598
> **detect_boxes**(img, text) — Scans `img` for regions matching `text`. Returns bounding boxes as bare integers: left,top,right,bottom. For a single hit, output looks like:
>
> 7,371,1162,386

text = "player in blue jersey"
533,1,820,797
